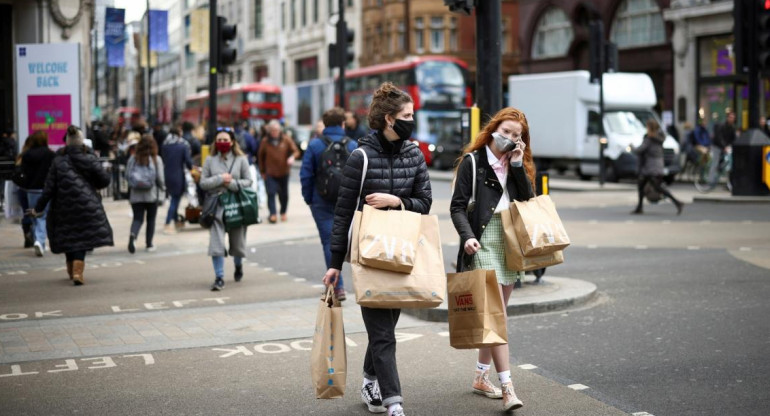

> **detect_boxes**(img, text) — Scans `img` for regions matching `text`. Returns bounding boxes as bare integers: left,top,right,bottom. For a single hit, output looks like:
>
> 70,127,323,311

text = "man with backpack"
300,107,357,300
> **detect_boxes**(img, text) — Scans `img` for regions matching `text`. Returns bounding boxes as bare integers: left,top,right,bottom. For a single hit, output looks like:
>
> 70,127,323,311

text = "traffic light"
758,0,770,71
588,20,604,84
734,0,751,73
217,16,237,73
328,43,338,69
345,29,355,67
444,0,473,15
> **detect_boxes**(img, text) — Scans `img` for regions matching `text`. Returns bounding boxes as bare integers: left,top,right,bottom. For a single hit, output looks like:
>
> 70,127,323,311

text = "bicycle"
694,147,732,193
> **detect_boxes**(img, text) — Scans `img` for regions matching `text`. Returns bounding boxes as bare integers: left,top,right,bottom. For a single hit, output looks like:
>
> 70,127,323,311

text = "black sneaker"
128,234,136,254
234,265,243,282
361,381,386,413
211,278,225,291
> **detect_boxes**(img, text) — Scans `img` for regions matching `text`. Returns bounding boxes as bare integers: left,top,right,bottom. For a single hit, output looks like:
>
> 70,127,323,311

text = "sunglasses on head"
216,127,233,132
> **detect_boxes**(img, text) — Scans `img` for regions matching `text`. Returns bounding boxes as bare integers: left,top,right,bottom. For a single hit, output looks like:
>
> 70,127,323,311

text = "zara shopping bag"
357,204,421,273
446,269,508,349
310,287,347,399
350,209,446,309
510,195,570,256
501,208,564,271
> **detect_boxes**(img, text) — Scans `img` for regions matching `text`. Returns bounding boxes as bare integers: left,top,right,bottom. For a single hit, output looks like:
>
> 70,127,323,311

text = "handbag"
219,184,259,230
447,269,508,349
11,164,25,187
310,286,347,399
510,195,570,256
185,204,202,223
199,192,219,229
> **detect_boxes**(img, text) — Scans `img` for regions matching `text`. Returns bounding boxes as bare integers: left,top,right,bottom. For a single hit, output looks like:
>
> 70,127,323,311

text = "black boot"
22,223,33,248
674,200,684,216
234,265,243,282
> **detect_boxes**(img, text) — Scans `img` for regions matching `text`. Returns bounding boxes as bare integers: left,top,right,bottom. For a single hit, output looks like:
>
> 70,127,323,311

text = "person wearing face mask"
199,127,252,291
321,82,432,416
450,107,536,411
257,120,301,223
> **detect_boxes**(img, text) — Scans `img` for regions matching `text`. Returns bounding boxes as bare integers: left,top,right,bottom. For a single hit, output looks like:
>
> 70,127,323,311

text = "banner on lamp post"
149,10,169,52
14,43,82,149
105,7,125,67
190,9,209,53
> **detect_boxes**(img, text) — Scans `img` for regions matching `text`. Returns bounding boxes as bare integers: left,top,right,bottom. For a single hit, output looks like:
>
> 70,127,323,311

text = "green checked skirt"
472,213,524,286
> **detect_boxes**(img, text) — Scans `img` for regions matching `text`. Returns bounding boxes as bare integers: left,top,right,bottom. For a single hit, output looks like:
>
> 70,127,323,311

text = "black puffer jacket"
21,146,56,190
329,131,432,269
34,145,114,254
450,149,534,272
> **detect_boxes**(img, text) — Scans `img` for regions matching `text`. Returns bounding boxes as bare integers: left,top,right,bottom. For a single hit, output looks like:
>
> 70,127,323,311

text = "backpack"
128,159,157,190
315,136,352,203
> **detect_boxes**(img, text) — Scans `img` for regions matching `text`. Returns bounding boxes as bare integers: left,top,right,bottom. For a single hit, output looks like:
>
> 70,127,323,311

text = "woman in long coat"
30,125,114,285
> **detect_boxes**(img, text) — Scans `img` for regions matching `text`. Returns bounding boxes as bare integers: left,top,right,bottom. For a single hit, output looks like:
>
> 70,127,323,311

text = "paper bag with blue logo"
311,287,347,399
350,209,446,309
446,269,508,349
357,204,422,273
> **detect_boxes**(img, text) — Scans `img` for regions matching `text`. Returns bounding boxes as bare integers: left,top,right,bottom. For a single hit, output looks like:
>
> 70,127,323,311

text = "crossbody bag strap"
466,152,476,207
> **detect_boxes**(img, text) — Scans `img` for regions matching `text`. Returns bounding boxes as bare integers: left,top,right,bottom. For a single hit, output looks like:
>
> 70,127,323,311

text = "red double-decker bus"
182,83,283,127
341,56,472,167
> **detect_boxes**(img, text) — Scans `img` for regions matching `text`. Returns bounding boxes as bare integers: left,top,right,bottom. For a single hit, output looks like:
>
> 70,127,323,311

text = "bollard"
731,129,770,196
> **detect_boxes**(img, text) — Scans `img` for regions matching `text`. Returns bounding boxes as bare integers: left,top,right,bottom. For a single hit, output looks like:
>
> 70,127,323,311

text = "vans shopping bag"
510,195,570,256
501,208,564,271
310,287,347,399
447,269,508,349
357,204,422,273
350,210,445,309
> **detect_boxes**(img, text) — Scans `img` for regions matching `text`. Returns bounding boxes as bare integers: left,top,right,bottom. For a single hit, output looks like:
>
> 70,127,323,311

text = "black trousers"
65,251,86,262
130,202,158,246
636,175,679,208
361,306,403,407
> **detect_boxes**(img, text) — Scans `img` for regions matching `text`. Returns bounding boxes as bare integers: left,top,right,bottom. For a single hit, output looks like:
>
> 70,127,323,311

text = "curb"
403,276,598,322
693,194,770,204
426,169,636,192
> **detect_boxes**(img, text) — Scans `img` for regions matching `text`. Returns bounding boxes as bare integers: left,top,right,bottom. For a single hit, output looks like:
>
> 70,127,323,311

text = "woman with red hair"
450,107,536,411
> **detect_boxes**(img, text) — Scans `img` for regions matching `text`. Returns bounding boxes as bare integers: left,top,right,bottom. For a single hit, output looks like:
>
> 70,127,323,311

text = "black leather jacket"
450,149,534,272
330,131,432,269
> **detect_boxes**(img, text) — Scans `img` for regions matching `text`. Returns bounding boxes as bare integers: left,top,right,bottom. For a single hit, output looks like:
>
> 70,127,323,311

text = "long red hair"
457,107,536,190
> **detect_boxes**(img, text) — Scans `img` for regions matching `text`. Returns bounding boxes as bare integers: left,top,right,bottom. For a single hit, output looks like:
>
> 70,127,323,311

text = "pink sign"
27,94,71,147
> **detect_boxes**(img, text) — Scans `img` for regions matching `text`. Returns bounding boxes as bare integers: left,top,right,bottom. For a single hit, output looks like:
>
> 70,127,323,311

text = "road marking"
587,245,598,249
632,413,655,416
446,241,459,247
213,346,254,358
0,354,155,378
394,332,423,343
277,272,289,276
700,220,712,225
283,241,296,245
739,247,752,251
250,247,256,253
111,297,229,313
625,220,635,224
248,262,259,266
254,343,292,354
635,245,648,250
262,267,274,271
518,364,538,370
437,331,449,337
687,246,700,250
312,284,325,289
293,277,306,282
568,384,589,390
0,311,62,321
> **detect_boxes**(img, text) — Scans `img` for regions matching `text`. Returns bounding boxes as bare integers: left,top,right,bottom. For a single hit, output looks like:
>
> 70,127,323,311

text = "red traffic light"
766,0,770,10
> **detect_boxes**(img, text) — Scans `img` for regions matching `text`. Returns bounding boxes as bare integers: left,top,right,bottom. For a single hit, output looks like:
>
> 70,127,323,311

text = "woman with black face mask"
322,82,432,416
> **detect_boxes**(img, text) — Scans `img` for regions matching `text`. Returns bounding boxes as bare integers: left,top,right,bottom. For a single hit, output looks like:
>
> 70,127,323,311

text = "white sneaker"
146,246,157,252
388,405,406,416
33,241,44,257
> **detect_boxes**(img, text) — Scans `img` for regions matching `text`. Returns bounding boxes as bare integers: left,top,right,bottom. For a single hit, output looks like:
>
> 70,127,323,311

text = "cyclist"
707,111,737,190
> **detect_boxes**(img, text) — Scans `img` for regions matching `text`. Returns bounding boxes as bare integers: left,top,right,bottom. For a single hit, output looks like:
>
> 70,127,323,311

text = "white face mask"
492,132,517,152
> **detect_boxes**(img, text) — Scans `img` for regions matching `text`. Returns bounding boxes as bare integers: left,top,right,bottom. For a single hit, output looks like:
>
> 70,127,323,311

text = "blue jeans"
26,191,48,249
212,255,243,279
265,175,289,216
165,194,182,225
311,203,343,291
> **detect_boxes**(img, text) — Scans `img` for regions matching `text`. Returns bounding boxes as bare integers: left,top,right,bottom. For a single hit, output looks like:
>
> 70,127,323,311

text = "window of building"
185,45,195,69
313,0,319,23
291,0,296,29
430,17,445,53
532,7,574,59
302,0,307,26
415,17,424,53
610,0,665,49
449,17,457,52
295,56,318,82
501,18,508,54
254,65,268,82
328,0,334,16
397,21,405,52
254,0,263,38
184,14,190,39
281,2,286,31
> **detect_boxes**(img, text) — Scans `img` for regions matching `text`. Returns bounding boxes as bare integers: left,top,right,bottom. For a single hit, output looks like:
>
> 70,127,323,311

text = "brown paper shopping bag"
446,269,508,349
310,287,347,399
510,195,570,256
501,207,564,271
350,210,446,309
357,204,422,273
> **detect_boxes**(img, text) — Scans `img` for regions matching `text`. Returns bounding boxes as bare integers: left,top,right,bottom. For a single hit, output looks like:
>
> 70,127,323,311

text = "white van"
508,70,680,181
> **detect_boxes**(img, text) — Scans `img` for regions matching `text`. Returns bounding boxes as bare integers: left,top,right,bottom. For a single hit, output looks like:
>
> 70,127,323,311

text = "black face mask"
392,119,415,141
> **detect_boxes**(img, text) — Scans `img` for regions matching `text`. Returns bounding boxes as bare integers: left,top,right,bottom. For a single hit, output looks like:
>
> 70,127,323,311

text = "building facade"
518,0,674,115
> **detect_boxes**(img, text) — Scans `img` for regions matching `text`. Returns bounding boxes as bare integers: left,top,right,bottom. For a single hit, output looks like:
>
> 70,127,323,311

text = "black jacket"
34,145,114,254
21,146,56,190
329,131,432,269
713,122,736,149
450,150,534,272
